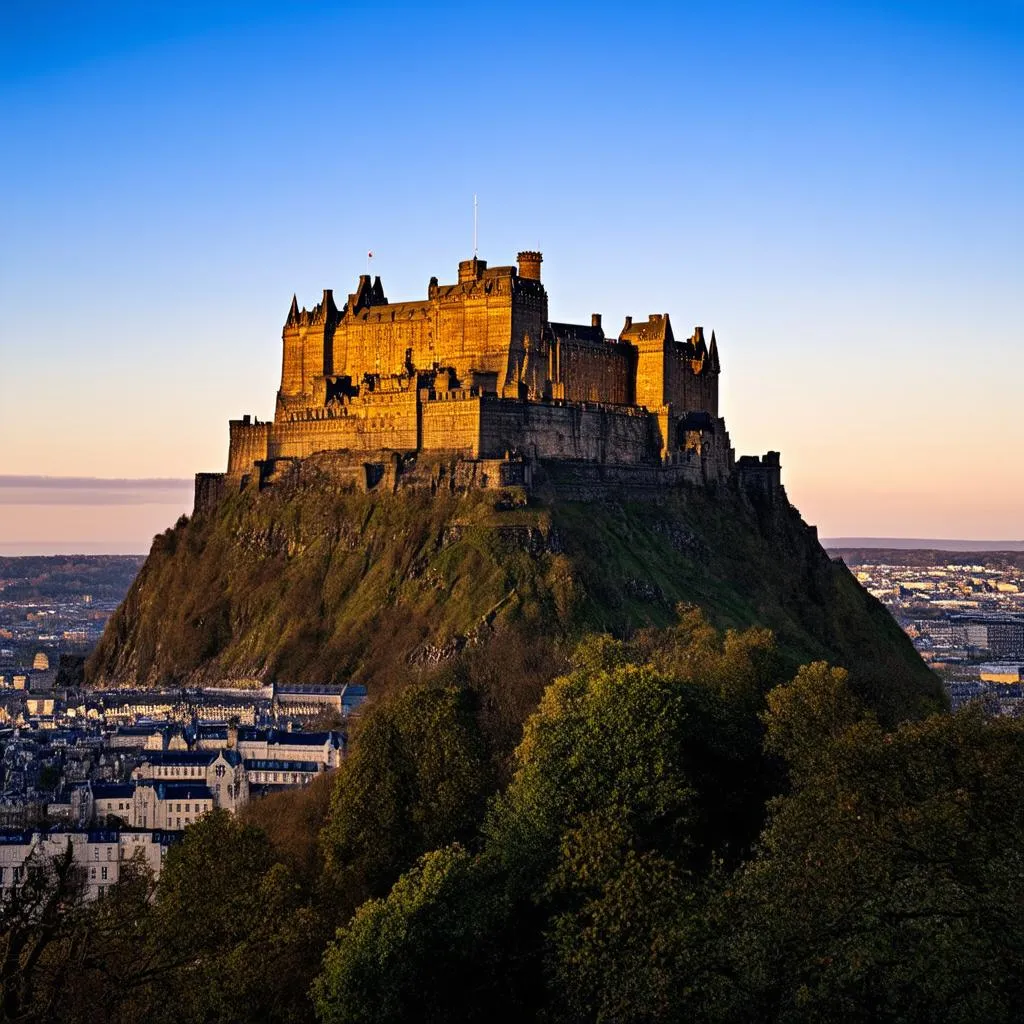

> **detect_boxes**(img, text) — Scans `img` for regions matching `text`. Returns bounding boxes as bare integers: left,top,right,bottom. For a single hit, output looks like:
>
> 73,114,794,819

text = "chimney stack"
591,313,602,329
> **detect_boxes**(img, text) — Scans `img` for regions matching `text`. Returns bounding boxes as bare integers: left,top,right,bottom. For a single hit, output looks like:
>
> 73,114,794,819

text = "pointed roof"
708,330,721,373
287,294,299,325
347,275,373,314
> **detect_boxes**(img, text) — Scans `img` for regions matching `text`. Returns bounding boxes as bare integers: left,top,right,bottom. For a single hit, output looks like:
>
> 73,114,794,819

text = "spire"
287,294,299,325
348,275,373,314
708,330,721,373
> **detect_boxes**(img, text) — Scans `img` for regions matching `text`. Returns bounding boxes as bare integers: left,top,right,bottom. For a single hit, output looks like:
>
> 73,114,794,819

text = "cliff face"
87,466,943,724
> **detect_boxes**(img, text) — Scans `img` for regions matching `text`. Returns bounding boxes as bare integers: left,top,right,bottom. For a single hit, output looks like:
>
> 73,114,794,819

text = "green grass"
87,477,944,726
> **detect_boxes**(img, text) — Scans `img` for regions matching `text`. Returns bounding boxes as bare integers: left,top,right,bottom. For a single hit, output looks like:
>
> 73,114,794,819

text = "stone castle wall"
419,390,483,454
666,345,718,417
556,340,634,405
270,389,420,460
227,419,271,474
227,392,657,469
477,398,654,464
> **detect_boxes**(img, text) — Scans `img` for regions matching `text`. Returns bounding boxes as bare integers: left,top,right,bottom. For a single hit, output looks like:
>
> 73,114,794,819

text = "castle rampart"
227,417,271,474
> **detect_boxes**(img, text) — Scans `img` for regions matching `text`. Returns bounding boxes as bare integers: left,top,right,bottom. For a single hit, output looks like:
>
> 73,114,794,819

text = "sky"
1,0,1022,552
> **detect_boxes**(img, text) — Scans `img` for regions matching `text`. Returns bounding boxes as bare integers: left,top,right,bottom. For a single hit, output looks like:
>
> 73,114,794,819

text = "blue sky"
1,1,1022,549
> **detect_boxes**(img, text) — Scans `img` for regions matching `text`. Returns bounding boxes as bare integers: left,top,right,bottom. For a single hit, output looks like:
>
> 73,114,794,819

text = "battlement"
735,452,784,499
516,251,542,281
199,250,781,513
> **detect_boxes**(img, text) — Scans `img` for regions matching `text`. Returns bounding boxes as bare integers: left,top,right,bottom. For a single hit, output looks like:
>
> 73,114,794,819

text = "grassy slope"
87,475,943,724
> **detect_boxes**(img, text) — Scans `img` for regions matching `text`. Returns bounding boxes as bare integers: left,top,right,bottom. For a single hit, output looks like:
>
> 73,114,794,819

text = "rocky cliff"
87,461,943,725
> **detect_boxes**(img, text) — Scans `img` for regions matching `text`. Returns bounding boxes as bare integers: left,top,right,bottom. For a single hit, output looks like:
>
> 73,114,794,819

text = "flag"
367,251,374,259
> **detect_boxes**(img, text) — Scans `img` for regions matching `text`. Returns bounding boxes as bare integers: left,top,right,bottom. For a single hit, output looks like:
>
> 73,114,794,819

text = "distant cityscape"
0,556,365,896
833,548,1024,715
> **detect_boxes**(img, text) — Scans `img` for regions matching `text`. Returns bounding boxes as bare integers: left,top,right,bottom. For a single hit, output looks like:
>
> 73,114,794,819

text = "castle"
196,251,781,509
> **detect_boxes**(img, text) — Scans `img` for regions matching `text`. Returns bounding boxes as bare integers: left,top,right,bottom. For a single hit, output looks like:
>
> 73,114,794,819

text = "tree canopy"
13,611,1022,1024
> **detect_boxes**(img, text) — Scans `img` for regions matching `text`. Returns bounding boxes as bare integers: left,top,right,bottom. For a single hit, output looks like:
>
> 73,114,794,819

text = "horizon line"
824,537,1024,551
3,538,1024,558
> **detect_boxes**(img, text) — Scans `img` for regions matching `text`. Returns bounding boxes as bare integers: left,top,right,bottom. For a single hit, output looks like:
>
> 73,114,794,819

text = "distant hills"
825,537,1024,552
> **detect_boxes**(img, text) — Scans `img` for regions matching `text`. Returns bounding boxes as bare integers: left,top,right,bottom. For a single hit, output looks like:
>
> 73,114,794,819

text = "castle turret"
516,251,542,282
458,258,487,283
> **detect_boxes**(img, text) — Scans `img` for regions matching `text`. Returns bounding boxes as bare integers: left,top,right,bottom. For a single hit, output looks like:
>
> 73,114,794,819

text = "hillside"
87,458,942,725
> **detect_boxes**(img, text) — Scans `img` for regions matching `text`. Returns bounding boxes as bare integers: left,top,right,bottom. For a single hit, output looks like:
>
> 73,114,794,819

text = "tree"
722,669,1024,1023
139,810,316,1024
313,616,788,1023
320,685,492,905
313,845,510,1024
0,840,85,1022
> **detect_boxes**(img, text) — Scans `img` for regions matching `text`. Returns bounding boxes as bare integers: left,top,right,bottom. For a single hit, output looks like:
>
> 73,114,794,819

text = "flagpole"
473,194,478,258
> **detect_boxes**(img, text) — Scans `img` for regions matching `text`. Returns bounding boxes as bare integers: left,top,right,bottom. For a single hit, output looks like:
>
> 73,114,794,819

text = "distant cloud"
0,476,194,507
0,478,194,554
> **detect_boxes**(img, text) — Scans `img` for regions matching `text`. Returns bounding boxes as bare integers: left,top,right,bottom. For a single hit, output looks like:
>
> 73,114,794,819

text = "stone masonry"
196,251,783,510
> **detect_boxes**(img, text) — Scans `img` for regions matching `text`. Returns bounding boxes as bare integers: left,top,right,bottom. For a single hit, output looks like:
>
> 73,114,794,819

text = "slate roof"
90,782,136,800
275,683,347,696
150,782,214,801
141,751,217,766
548,322,608,346
237,728,340,747
0,830,35,844
273,731,335,746
86,829,120,843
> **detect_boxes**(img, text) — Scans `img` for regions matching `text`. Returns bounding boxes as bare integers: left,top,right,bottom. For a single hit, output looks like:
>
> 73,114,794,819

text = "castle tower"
516,251,542,281
278,290,339,408
621,313,674,413
503,251,549,398
458,257,487,283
